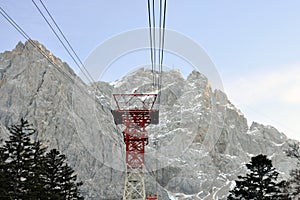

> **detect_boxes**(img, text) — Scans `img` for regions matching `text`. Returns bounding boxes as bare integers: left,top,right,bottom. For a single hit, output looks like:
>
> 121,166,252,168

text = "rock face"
0,41,298,199
0,41,125,199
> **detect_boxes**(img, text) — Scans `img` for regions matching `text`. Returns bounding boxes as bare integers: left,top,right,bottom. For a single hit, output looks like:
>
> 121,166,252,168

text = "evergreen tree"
0,147,11,199
285,142,300,198
42,149,83,200
228,154,289,200
28,141,48,199
3,118,35,199
0,118,84,199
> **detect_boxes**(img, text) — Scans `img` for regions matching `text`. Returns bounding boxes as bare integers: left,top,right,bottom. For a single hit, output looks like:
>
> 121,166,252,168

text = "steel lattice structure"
112,92,159,200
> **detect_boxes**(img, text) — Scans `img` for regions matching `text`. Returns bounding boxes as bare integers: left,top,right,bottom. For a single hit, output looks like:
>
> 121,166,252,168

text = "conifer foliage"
285,142,300,198
0,118,84,199
42,149,83,199
228,154,289,200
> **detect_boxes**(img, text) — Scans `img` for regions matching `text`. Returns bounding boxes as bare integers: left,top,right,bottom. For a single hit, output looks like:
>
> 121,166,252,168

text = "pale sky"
1,1,300,141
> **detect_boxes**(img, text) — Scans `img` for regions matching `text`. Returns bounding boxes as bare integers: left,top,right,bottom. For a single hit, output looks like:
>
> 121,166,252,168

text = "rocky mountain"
0,41,298,199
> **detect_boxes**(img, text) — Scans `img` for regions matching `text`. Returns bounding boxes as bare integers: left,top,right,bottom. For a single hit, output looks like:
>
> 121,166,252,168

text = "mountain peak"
0,40,298,199
12,40,46,54
15,41,25,52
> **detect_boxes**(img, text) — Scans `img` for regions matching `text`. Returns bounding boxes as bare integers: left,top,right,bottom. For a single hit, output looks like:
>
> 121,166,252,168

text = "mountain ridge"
0,40,298,199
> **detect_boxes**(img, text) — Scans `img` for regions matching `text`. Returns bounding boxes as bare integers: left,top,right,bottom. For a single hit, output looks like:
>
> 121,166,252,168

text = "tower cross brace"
112,93,159,200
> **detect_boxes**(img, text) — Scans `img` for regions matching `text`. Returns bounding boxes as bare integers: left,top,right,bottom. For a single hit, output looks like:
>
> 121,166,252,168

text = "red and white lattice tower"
112,91,159,200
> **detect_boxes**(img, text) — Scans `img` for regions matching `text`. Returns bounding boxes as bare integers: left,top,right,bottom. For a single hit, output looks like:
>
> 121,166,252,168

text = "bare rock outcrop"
0,41,297,199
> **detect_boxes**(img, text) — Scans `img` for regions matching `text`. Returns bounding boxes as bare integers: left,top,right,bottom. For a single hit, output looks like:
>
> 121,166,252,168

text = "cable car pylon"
112,1,166,199
112,92,159,200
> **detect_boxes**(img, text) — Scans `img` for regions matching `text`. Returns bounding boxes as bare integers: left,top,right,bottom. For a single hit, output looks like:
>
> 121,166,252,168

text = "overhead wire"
31,0,113,119
35,0,95,85
147,0,167,91
0,5,123,145
0,6,74,84
152,0,157,88
147,0,155,88
146,0,167,196
159,0,167,91
0,6,106,120
158,0,162,90
31,0,93,86
0,7,28,44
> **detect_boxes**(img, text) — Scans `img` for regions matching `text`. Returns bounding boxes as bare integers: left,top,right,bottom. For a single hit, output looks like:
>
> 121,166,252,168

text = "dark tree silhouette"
42,149,83,200
285,142,300,198
28,141,48,199
228,154,289,200
0,118,84,199
2,118,36,199
0,147,11,198
285,143,300,162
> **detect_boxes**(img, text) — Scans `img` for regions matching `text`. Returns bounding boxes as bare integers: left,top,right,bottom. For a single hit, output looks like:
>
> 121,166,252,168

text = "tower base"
123,165,146,200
